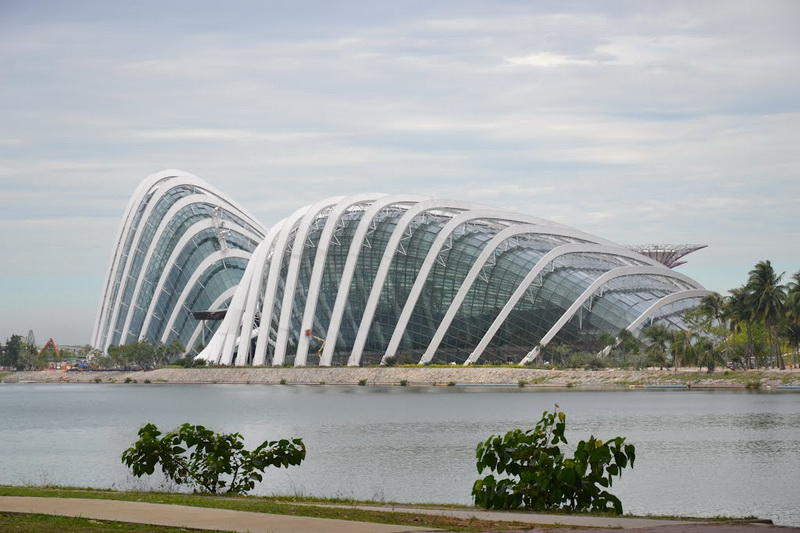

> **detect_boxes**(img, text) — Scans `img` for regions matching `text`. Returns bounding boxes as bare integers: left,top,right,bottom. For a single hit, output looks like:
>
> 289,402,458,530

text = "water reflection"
0,384,798,526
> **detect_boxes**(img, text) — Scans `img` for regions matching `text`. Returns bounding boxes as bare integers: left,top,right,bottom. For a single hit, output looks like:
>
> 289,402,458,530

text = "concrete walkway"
0,496,437,532
1,496,794,532
304,502,704,529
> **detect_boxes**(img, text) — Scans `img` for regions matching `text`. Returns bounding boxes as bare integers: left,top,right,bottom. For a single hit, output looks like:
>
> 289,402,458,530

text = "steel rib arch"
319,194,428,366
272,197,347,366
464,244,674,365
419,226,608,363
519,266,704,364
294,193,388,366
159,249,251,345
381,213,625,363
625,289,713,334
120,197,262,344
253,206,312,365
95,170,264,350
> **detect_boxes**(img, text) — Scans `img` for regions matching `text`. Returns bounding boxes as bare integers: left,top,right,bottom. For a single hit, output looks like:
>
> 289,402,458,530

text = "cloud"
0,1,798,343
506,52,600,68
134,128,327,142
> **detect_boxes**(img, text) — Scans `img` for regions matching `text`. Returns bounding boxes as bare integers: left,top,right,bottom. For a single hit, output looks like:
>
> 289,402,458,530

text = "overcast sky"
1,1,798,346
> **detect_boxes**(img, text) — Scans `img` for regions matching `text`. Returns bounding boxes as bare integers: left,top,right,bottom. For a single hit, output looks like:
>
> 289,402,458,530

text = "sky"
1,0,798,346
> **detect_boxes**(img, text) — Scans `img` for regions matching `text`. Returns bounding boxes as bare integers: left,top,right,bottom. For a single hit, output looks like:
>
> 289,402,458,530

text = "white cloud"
506,52,599,68
0,0,798,343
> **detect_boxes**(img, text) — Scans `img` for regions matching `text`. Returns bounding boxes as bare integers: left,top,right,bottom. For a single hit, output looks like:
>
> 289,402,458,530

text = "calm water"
0,384,798,526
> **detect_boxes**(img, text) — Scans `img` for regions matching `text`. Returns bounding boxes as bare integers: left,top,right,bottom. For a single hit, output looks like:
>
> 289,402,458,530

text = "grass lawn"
0,513,232,532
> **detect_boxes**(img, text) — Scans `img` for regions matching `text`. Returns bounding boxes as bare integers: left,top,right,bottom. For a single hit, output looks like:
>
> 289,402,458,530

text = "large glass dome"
95,172,710,366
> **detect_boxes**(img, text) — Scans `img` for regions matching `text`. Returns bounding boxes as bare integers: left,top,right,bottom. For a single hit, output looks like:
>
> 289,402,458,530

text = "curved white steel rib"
254,206,311,366
159,249,251,344
348,199,475,366
185,285,238,355
519,266,704,364
320,194,428,366
294,193,386,366
419,225,604,363
625,289,712,333
382,213,624,363
94,169,264,350
120,196,261,344
234,222,288,366
101,175,185,349
92,171,172,348
273,197,347,366
350,199,587,366
465,244,669,364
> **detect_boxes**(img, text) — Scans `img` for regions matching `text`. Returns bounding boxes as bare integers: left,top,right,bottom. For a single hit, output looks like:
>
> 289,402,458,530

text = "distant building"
94,171,711,366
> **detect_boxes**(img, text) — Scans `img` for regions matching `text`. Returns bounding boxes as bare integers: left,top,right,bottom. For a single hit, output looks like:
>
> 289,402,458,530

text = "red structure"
38,338,59,356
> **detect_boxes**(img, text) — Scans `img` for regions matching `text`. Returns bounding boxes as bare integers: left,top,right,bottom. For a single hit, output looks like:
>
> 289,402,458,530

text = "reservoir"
0,384,798,526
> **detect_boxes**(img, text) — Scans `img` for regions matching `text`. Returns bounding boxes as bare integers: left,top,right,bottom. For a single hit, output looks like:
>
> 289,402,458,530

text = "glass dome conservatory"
95,172,710,366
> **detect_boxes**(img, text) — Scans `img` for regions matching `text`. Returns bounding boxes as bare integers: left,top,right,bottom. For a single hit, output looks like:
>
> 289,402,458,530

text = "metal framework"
95,172,711,365
625,244,708,268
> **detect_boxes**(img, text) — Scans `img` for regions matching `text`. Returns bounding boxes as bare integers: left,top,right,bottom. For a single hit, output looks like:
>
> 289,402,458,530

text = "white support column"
185,286,237,356
253,207,311,366
518,266,703,364
273,198,346,367
159,249,251,345
420,225,589,363
121,197,262,343
319,195,427,366
625,289,711,333
465,244,671,364
295,194,386,366
382,210,520,362
232,224,285,366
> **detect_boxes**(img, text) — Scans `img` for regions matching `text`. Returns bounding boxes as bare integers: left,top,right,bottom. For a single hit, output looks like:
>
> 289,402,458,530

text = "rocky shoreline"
3,366,800,389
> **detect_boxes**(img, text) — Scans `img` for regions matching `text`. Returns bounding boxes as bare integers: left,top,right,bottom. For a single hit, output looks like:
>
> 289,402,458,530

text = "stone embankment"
3,366,800,389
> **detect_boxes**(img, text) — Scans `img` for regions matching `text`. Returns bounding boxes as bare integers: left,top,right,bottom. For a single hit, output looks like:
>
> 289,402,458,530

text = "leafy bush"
472,407,635,514
121,423,305,495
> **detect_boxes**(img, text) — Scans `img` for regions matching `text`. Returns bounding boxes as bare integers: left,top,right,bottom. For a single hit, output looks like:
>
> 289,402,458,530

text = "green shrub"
124,377,132,383
399,379,408,386
279,378,287,385
121,423,305,495
447,381,456,386
472,407,635,514
384,356,397,367
358,379,367,386
518,380,526,388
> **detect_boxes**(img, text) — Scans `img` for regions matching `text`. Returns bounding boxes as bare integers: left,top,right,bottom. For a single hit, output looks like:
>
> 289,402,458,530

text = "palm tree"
670,330,695,369
785,271,800,366
723,287,755,368
699,292,725,326
644,324,672,369
746,260,787,369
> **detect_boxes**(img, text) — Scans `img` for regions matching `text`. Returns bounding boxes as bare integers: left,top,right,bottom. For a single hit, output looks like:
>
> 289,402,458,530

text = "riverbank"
3,366,799,389
1,486,790,532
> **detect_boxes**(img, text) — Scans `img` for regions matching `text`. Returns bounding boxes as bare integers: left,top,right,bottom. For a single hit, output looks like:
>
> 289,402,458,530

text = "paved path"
300,503,703,529
0,496,437,532
2,496,797,533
